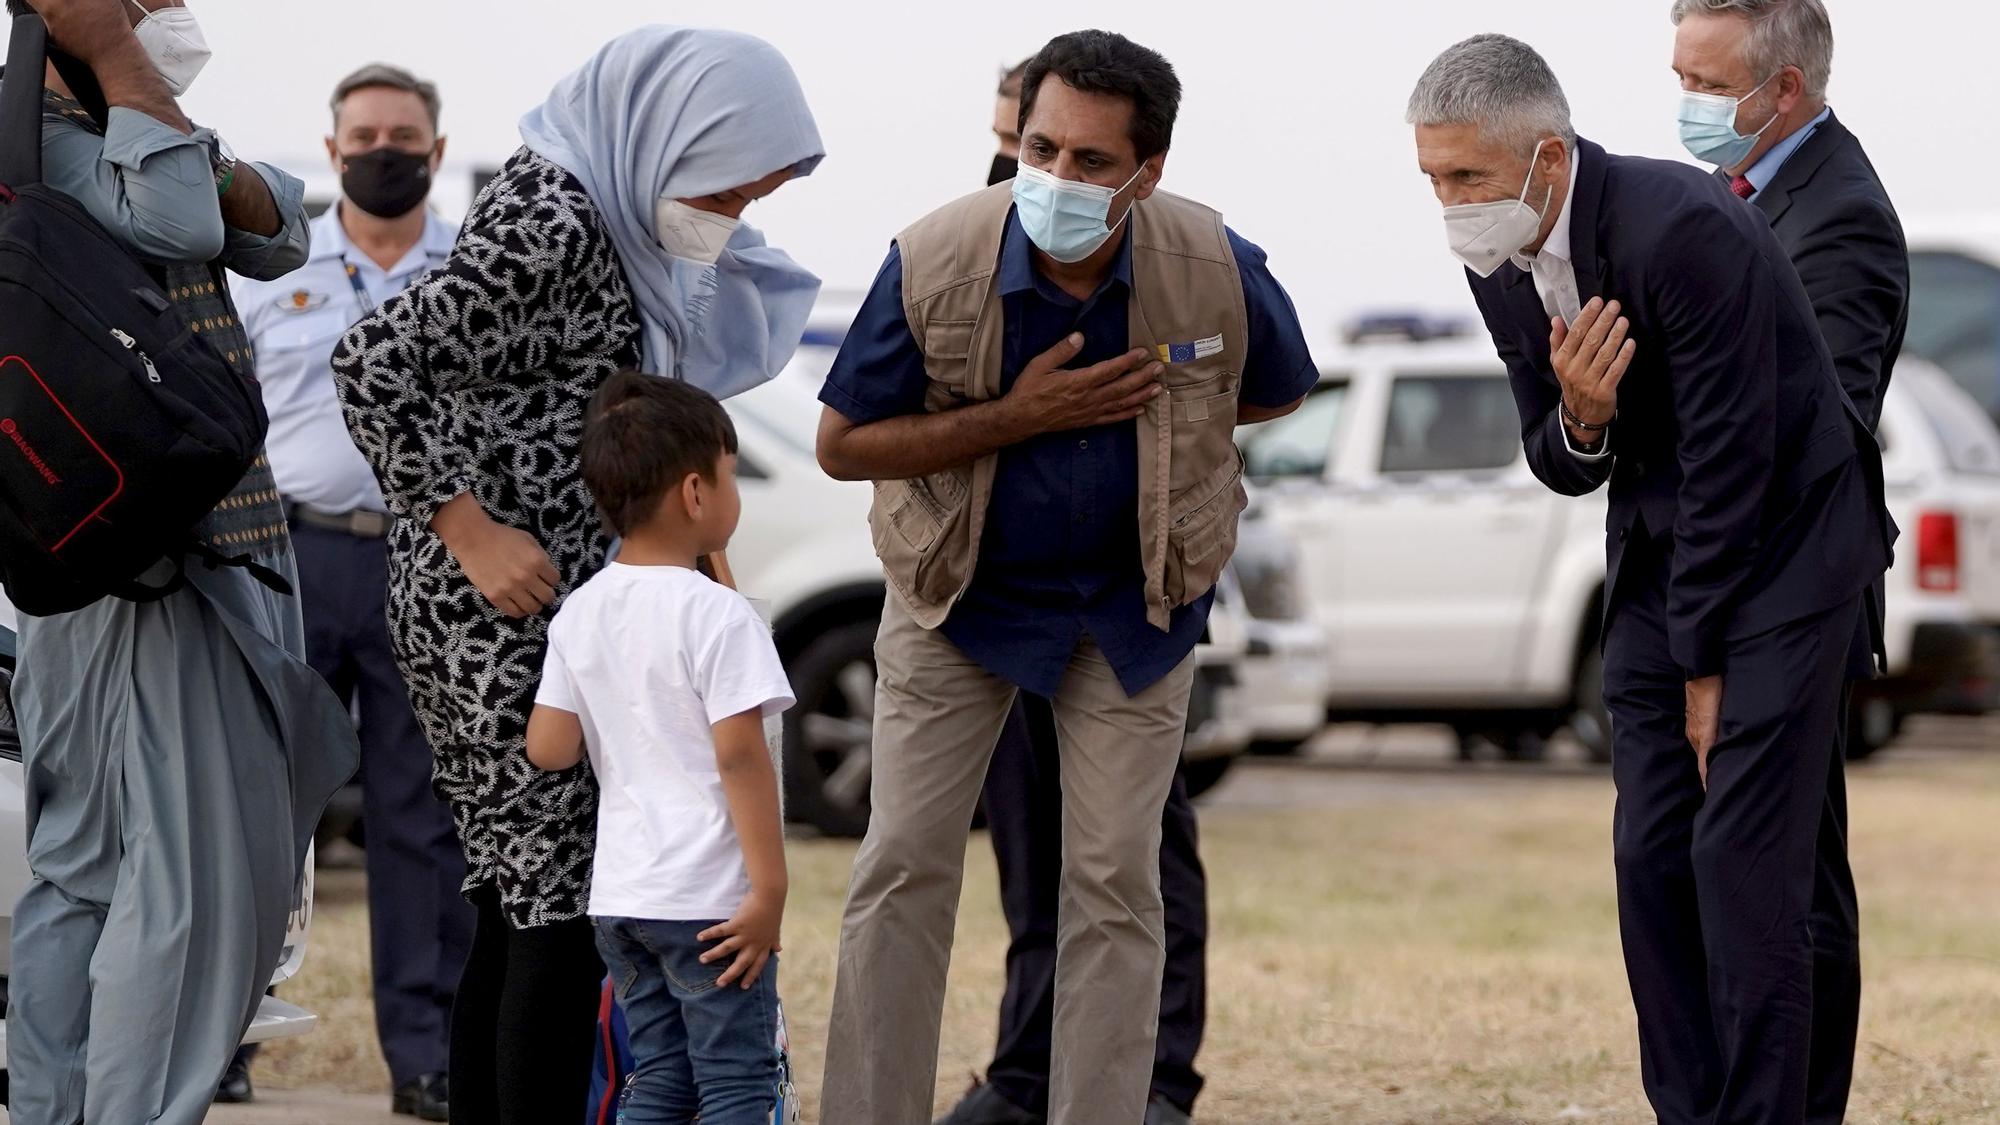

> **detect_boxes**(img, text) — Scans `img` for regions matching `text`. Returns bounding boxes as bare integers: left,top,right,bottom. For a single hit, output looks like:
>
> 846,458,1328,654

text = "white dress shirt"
232,205,457,513
1511,156,1583,327
1510,154,1609,461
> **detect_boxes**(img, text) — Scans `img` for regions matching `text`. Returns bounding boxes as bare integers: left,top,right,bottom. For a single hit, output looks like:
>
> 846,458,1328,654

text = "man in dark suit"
1408,34,1893,1125
1671,0,1907,429
1670,5,1910,1120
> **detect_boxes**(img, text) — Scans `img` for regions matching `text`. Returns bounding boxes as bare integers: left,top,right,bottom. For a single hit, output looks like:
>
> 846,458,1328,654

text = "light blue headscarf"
519,26,824,399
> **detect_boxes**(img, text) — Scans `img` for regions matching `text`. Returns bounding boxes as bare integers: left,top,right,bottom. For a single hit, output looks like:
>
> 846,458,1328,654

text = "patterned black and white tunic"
332,148,642,927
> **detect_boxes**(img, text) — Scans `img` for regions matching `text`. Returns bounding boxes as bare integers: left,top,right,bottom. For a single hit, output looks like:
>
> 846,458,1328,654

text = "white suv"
1240,334,2000,760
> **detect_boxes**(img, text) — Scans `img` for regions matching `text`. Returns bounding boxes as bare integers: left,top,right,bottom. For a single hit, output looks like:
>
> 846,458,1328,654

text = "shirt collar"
1743,105,1833,196
309,203,457,271
997,205,1136,301
1511,153,1581,273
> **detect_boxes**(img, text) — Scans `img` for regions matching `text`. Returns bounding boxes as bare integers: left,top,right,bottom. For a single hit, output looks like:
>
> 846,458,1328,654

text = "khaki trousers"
820,594,1194,1125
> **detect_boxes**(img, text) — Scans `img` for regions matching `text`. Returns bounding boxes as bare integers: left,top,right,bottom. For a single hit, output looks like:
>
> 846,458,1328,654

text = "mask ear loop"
1737,73,1784,141
1517,139,1557,219
1102,159,1152,235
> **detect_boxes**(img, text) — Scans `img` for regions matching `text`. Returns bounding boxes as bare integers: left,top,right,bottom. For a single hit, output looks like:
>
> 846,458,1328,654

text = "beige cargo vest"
871,182,1250,632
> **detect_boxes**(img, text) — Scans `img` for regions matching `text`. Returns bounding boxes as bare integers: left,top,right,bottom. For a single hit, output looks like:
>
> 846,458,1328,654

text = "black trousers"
1603,534,1863,1125
980,693,1208,1116
449,883,604,1125
295,523,475,1085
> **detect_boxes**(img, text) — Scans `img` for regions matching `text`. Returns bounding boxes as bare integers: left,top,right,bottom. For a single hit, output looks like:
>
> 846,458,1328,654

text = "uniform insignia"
282,289,330,313
1156,333,1224,364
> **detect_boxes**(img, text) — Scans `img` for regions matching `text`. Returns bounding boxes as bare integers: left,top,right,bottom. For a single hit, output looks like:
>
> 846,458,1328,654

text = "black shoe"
1145,1094,1195,1125
393,1072,449,1121
934,1079,1044,1125
213,1055,254,1104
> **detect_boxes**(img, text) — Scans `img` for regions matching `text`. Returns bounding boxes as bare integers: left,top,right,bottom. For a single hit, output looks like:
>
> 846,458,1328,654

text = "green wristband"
215,161,235,198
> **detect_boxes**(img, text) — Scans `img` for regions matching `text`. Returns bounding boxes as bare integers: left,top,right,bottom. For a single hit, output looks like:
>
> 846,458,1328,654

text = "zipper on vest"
109,328,162,383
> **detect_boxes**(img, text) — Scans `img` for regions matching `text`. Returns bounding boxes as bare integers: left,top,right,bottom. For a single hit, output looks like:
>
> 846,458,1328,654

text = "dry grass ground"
256,748,2000,1124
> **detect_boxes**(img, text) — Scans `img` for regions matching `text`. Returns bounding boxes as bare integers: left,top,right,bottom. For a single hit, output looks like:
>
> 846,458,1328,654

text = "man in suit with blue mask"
1409,33,1893,1125
815,29,1316,1125
1670,4,1909,1121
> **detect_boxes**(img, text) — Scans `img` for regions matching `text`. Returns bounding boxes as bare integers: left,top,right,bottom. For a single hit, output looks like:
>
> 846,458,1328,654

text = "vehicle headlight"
1232,517,1304,622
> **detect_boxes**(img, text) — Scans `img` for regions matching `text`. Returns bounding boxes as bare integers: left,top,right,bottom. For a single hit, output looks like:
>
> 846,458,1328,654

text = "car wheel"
1497,728,1549,762
1182,754,1236,799
1247,737,1309,757
0,653,21,763
1571,643,1612,765
782,620,879,838
1844,694,1897,762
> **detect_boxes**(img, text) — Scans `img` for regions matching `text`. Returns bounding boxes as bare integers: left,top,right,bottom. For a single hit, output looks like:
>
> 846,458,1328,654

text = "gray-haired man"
1670,4,1908,1121
1408,33,1892,1125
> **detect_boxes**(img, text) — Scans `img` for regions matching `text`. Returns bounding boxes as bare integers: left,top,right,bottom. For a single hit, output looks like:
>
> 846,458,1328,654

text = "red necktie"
1730,175,1756,200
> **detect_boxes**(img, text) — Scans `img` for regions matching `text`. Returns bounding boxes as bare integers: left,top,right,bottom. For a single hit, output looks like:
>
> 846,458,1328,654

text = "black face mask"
987,153,1018,187
341,147,434,219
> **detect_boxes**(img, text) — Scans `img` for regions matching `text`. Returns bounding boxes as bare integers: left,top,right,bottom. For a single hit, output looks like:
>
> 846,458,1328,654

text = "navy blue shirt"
821,210,1317,697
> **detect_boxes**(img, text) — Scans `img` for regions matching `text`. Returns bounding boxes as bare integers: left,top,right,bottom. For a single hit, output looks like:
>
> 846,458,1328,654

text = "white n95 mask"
126,0,211,97
655,198,741,266
1442,142,1553,279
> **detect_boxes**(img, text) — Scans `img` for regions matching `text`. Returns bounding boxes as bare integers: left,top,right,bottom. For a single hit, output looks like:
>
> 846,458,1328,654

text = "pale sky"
3,1,1977,361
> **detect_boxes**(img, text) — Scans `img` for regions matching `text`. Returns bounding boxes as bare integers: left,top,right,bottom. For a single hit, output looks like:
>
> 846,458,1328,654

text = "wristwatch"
209,134,237,197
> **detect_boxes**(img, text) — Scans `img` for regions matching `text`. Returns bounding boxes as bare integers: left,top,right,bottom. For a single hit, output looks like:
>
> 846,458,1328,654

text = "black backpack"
0,13,280,617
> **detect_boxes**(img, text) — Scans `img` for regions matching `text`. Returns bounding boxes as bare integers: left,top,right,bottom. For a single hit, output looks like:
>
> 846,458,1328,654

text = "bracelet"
1560,401,1612,432
215,161,235,198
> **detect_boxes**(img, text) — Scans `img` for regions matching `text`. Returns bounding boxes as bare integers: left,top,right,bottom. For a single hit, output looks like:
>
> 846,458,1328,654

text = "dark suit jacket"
1729,111,1909,432
1468,138,1892,679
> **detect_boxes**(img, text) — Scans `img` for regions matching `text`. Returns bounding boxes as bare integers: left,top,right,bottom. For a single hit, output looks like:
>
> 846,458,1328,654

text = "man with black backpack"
0,2,358,1123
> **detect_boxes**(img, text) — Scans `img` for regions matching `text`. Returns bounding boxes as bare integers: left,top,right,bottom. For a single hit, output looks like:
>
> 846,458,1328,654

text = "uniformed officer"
229,62,466,1123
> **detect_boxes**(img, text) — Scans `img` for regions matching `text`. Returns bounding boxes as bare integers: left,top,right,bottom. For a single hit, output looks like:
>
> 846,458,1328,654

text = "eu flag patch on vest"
1156,333,1225,365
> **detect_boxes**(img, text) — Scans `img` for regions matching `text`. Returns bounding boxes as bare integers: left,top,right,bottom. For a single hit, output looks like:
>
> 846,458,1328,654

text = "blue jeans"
593,917,778,1125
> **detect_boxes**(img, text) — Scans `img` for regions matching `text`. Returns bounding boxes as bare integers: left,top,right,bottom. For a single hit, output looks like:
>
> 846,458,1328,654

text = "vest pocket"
870,469,970,603
1167,373,1242,494
1163,450,1247,606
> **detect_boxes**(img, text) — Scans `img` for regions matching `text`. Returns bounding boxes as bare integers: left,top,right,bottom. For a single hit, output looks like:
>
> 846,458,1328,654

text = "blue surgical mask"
1011,161,1148,264
1677,74,1779,169
661,220,821,400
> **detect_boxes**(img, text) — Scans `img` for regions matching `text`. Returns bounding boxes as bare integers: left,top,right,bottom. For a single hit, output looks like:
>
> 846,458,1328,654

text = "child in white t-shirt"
526,371,795,1124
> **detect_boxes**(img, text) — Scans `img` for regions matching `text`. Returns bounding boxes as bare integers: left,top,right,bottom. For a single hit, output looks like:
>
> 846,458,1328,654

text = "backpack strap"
189,541,295,598
110,540,296,606
0,13,48,190
108,558,190,605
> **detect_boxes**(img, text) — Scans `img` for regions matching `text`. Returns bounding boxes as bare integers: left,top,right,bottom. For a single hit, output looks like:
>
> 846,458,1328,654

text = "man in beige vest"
814,30,1317,1125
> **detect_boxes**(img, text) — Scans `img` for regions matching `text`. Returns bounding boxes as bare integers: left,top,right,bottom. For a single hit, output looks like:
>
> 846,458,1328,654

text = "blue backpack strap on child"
586,984,799,1123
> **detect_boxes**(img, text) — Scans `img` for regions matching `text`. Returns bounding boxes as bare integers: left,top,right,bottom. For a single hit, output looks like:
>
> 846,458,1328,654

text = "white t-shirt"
535,563,795,921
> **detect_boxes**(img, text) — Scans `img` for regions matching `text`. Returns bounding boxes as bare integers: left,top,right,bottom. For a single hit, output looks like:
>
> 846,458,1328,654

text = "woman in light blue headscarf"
331,26,821,1124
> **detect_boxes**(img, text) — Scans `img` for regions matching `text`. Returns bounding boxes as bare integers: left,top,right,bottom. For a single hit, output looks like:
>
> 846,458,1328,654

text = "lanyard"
341,257,377,319
340,254,429,320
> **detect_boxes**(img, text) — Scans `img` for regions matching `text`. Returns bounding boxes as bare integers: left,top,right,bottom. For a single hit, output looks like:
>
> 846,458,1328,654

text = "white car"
1239,332,2000,760
0,595,319,1101
723,332,1317,833
1902,216,2000,423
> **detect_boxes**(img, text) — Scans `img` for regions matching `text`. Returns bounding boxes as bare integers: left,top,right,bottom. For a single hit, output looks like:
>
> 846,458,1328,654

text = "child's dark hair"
581,371,738,537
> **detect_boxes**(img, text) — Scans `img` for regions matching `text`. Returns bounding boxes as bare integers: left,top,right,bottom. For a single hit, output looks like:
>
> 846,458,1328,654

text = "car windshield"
1907,369,2000,476
730,344,840,459
1380,374,1521,475
1240,379,1348,479
1905,251,2000,418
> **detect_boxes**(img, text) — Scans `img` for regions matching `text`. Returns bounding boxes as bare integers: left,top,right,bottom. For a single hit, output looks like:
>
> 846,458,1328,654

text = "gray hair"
331,64,443,133
1406,34,1576,157
1670,0,1833,101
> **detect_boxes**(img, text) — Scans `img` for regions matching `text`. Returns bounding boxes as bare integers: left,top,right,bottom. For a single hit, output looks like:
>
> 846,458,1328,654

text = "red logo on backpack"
1,417,60,486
